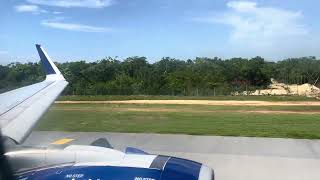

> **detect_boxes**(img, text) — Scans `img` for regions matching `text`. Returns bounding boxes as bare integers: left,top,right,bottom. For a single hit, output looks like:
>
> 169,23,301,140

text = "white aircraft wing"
0,44,68,144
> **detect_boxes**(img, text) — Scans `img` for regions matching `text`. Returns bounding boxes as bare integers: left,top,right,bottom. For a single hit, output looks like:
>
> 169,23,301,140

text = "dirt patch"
52,107,179,113
51,107,320,115
56,100,320,106
240,79,320,97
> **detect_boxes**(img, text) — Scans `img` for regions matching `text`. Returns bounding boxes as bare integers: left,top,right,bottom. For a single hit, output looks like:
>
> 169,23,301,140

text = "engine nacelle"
6,145,214,180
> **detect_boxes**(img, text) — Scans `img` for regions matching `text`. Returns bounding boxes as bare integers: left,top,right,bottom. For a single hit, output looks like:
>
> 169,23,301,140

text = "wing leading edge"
0,45,68,144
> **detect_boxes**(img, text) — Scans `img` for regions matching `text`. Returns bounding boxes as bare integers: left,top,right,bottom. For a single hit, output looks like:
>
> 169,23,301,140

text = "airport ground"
29,96,320,180
24,131,320,180
36,96,320,139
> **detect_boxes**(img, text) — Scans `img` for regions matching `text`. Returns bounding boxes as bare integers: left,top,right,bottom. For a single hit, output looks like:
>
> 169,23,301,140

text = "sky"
1,0,320,64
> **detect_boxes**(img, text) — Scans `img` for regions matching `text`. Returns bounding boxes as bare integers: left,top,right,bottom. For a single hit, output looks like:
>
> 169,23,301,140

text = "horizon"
2,54,318,66
1,0,320,64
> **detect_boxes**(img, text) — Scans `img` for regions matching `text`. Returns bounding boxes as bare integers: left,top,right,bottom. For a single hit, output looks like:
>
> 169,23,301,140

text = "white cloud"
41,20,112,32
15,4,38,12
15,4,47,14
195,1,307,42
53,11,63,14
192,1,310,59
26,0,113,8
226,1,256,12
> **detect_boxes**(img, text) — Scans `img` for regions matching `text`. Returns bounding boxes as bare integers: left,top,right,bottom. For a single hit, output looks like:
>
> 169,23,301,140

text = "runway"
23,131,320,180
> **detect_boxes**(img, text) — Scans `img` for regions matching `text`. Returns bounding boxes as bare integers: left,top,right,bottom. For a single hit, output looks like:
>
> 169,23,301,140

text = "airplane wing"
0,44,68,144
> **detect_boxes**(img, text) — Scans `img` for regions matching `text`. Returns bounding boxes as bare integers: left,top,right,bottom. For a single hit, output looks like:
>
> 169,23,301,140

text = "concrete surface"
22,131,320,180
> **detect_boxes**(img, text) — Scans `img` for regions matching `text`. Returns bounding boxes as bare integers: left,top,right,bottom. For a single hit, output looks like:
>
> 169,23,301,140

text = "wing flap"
1,80,67,143
0,81,53,117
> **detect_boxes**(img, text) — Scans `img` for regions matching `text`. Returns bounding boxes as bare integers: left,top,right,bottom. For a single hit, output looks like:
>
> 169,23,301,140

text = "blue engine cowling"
16,156,214,180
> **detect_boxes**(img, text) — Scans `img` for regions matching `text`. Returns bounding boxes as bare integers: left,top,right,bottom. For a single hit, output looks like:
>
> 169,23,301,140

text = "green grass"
58,95,318,101
36,103,320,139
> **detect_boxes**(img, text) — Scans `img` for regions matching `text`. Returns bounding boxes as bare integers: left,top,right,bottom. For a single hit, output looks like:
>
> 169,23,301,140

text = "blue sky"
1,0,320,64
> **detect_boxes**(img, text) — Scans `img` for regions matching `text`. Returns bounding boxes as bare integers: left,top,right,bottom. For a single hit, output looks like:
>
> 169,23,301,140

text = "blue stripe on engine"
125,147,149,155
36,44,56,75
161,157,202,180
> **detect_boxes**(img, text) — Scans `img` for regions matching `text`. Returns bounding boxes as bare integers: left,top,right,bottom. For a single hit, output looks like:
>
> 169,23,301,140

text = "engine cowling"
7,145,214,180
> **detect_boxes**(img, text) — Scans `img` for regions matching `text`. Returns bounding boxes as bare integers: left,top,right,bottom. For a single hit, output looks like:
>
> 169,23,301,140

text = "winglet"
36,44,65,81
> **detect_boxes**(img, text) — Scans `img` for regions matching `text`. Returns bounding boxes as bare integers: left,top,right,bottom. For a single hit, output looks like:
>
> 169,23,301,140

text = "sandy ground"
54,100,320,114
52,106,320,115
56,100,320,106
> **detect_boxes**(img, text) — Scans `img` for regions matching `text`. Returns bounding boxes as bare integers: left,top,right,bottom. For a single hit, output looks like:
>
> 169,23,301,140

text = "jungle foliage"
1,56,320,95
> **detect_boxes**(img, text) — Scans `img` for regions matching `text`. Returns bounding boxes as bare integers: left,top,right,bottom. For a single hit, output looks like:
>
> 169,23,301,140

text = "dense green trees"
0,62,44,93
1,56,319,95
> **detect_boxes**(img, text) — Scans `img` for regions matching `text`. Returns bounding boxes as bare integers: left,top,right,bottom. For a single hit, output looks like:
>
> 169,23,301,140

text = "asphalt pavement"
22,131,320,180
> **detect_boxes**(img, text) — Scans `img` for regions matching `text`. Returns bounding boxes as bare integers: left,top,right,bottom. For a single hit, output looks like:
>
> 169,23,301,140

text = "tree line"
1,56,320,95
